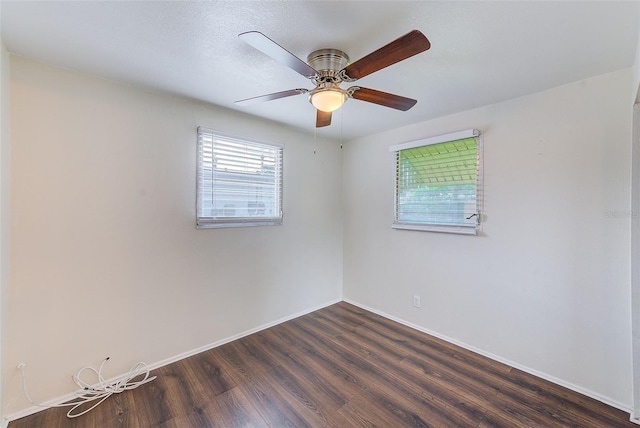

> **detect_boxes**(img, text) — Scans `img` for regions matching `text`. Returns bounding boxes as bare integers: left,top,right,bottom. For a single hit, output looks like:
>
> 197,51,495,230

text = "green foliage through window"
395,136,479,230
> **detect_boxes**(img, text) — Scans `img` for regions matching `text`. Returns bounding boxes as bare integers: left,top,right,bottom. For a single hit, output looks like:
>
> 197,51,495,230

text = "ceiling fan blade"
340,30,430,81
349,87,417,111
239,31,318,79
316,110,332,127
235,88,308,106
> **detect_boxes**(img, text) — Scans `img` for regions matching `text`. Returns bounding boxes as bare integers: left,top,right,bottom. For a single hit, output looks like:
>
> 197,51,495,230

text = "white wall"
4,56,343,416
630,10,640,419
634,6,640,104
0,18,11,428
632,103,640,420
343,68,633,408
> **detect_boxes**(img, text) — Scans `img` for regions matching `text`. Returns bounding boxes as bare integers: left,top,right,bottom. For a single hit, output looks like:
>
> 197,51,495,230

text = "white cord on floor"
18,357,157,418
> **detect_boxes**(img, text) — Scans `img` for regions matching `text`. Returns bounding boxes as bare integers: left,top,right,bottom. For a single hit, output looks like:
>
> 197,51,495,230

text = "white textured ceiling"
1,1,638,140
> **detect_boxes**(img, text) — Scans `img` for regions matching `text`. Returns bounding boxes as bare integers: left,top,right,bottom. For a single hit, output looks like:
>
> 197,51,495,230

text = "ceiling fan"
235,30,431,128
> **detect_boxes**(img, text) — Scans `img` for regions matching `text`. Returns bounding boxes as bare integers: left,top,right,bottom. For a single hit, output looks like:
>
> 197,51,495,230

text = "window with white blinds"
389,129,482,235
197,127,283,229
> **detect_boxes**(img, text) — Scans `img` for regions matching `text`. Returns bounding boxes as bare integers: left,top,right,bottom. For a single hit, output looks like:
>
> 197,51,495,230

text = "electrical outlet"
413,295,421,308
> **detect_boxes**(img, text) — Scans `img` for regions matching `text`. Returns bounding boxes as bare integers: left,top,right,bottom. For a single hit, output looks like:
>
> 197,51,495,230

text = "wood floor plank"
156,408,210,428
198,386,268,428
129,372,178,426
237,371,311,427
286,317,467,427
185,349,238,397
270,326,364,404
251,330,350,411
302,312,495,427
215,339,279,383
9,301,637,427
92,388,142,428
337,395,421,428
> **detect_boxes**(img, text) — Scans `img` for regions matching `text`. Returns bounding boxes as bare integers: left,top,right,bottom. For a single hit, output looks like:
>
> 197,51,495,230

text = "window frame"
196,127,283,229
389,129,483,235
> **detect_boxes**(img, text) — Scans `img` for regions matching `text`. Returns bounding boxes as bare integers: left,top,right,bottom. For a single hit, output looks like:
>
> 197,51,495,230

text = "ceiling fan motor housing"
307,49,350,82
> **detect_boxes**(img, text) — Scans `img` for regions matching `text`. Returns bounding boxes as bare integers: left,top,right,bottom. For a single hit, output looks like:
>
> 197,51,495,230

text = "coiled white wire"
18,357,156,418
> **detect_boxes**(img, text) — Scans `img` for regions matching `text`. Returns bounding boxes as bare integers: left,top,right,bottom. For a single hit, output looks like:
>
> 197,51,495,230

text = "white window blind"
197,127,283,228
390,129,482,235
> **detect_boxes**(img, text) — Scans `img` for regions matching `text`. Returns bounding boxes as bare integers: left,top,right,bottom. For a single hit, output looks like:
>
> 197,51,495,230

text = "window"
390,129,482,235
197,127,283,228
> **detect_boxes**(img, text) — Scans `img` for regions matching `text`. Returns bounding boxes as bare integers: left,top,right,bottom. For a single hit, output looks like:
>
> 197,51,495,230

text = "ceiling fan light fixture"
309,88,347,112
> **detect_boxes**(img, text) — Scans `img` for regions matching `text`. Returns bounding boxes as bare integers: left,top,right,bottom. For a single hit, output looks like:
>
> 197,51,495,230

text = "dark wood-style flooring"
9,302,636,427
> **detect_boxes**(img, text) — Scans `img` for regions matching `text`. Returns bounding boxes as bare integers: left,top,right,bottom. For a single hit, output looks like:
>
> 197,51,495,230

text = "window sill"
392,223,478,235
197,219,283,229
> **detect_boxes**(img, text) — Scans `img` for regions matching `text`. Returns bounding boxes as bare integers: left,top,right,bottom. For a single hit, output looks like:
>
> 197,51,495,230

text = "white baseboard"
4,298,342,423
343,298,632,416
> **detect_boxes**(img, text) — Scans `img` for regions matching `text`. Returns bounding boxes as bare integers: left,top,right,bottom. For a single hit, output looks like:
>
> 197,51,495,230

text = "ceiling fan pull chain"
340,108,344,149
313,125,317,155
